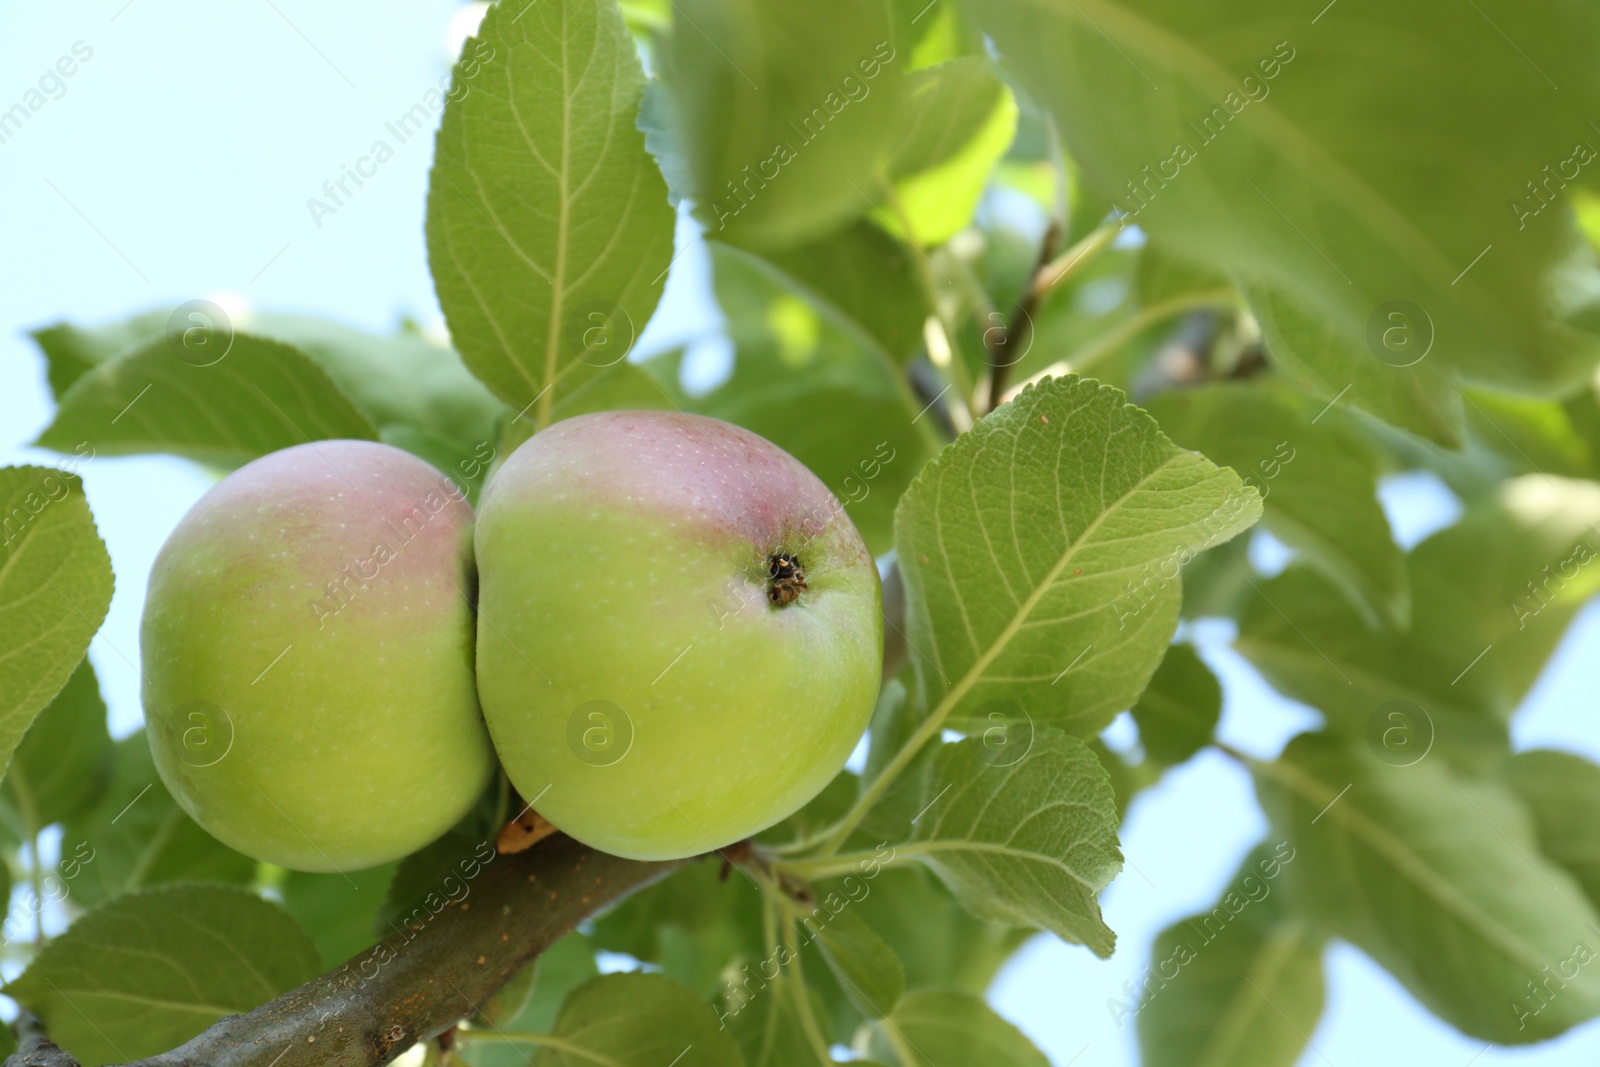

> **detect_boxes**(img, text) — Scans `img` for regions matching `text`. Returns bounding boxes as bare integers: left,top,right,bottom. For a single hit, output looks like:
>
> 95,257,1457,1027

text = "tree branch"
6,837,687,1067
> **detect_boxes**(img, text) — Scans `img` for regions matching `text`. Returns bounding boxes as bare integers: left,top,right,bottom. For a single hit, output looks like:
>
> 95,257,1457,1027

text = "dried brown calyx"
766,553,807,606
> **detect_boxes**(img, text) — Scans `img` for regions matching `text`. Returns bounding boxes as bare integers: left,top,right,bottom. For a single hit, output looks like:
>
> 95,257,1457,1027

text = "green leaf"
1137,845,1325,1067
1247,284,1464,448
665,242,936,552
0,467,113,784
36,335,379,467
894,375,1260,737
376,829,498,938
61,733,256,910
532,972,742,1067
664,0,903,246
866,990,1049,1067
28,310,505,490
726,972,833,1067
882,57,1018,246
1505,750,1600,909
803,905,904,1018
1147,382,1407,627
975,0,1600,417
1129,643,1221,769
464,935,600,1067
840,866,1032,998
29,309,169,398
7,885,321,1063
232,317,503,485
1254,732,1600,1043
426,0,674,424
279,863,396,968
590,858,764,998
890,728,1123,956
755,220,930,364
0,656,111,838
998,246,1234,406
1236,475,1600,762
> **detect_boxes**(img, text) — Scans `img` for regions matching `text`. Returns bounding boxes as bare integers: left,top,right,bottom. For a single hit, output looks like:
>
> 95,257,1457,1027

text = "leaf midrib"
1019,0,1463,291
1261,757,1566,981
1191,920,1316,1067
922,448,1187,730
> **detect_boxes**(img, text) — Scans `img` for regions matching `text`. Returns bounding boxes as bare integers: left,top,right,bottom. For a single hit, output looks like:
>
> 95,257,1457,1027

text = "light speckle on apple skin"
142,440,494,872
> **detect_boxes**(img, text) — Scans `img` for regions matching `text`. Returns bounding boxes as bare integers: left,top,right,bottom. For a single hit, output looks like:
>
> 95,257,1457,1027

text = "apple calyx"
766,552,808,606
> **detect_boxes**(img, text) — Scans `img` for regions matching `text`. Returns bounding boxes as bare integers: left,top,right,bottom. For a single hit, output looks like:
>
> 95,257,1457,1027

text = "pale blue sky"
3,2,1599,1064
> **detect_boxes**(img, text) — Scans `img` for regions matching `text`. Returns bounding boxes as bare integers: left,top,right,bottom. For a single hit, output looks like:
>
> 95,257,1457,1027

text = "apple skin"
475,411,882,860
141,440,495,872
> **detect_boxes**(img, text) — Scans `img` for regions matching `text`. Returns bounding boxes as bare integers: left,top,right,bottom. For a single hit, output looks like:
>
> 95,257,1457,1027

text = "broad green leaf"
1129,643,1220,769
840,866,1032,998
29,309,168,398
891,0,984,68
866,990,1049,1067
1137,845,1325,1067
1505,750,1600,909
756,220,929,365
1254,732,1600,1043
803,905,904,1018
664,242,935,552
229,317,502,484
7,885,321,1063
1237,476,1600,762
29,309,504,489
591,857,764,999
279,863,396,968
726,973,835,1067
0,467,113,784
0,657,111,838
376,829,497,937
465,935,600,1067
532,972,741,1067
549,360,676,424
892,729,1122,956
1148,382,1407,627
36,335,379,467
664,0,903,246
894,375,1260,737
1461,386,1596,480
427,0,674,424
1178,537,1253,622
882,58,1018,246
975,0,1600,420
1248,284,1463,448
62,733,256,910
1001,243,1235,400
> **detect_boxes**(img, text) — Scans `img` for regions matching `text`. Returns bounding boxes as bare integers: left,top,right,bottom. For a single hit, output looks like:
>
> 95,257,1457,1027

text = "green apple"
142,440,494,872
475,411,882,860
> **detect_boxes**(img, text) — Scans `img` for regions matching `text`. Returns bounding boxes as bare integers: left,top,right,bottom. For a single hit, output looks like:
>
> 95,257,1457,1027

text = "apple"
141,440,495,872
474,411,882,860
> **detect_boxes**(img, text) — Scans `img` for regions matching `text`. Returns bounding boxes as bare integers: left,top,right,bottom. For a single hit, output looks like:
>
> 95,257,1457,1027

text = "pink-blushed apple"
474,411,882,860
141,440,494,872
